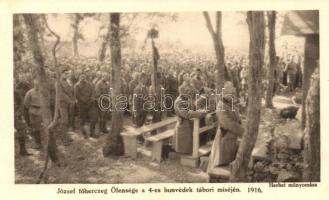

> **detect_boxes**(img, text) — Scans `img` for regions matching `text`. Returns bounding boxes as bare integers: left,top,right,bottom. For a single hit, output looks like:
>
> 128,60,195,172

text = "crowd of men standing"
13,53,302,156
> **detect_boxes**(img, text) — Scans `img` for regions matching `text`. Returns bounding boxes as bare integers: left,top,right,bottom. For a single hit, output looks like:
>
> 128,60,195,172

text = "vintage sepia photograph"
13,10,319,184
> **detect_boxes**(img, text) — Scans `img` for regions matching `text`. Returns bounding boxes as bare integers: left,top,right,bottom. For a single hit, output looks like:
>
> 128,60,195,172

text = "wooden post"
122,135,137,159
151,39,159,94
192,118,200,158
152,141,163,163
180,118,201,167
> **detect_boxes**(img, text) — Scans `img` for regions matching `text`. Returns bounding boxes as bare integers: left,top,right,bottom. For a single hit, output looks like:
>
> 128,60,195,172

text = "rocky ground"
15,95,303,183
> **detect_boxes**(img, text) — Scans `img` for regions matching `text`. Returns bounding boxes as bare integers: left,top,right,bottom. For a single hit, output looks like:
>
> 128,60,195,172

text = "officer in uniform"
74,74,99,138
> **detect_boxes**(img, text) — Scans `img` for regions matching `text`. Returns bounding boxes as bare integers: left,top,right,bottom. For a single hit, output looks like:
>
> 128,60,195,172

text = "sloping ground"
260,95,303,149
15,129,208,184
15,95,303,184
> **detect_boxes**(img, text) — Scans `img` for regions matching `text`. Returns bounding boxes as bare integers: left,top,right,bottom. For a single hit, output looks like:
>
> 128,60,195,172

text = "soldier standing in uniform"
95,72,110,134
66,69,76,130
295,56,303,88
286,58,298,92
74,74,99,138
230,62,241,98
132,73,148,127
58,68,75,144
165,72,178,116
23,79,44,149
128,73,140,116
14,89,31,156
15,73,32,100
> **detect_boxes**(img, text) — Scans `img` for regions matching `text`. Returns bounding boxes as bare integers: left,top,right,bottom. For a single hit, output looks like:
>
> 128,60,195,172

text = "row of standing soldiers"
14,67,113,156
13,64,181,156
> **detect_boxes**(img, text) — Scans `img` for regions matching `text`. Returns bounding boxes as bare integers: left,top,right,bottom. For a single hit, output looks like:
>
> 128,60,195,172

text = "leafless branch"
203,11,216,37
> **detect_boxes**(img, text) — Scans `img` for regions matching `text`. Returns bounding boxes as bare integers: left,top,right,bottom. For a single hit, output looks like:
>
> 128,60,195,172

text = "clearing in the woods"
15,95,302,183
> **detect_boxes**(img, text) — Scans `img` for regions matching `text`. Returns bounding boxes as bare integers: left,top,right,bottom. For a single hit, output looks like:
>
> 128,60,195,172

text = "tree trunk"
203,11,225,90
73,36,78,57
265,11,276,108
303,67,320,182
98,18,111,62
23,14,59,163
72,14,80,58
98,33,109,62
13,14,24,62
103,13,124,157
230,11,265,182
302,35,319,128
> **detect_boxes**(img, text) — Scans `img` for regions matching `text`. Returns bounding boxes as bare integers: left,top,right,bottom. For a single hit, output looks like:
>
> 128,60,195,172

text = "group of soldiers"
14,52,302,157
277,55,303,92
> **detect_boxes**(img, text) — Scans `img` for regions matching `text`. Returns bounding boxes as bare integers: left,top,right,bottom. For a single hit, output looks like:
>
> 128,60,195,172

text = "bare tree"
71,14,84,57
203,11,225,90
70,13,95,57
265,11,277,108
98,13,139,62
98,15,111,62
13,15,26,62
230,11,265,182
103,13,124,157
23,14,60,183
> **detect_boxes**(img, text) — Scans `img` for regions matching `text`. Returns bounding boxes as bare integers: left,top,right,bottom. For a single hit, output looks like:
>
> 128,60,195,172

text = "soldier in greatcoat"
23,79,44,149
207,81,244,172
74,74,99,138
